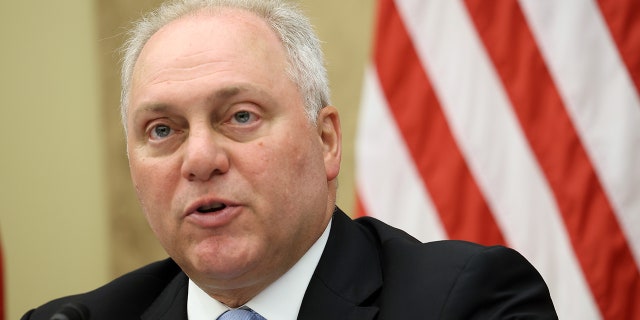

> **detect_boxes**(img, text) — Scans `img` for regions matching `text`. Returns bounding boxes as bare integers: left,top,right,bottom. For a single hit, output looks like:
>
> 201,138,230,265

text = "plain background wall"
0,1,109,319
0,1,375,319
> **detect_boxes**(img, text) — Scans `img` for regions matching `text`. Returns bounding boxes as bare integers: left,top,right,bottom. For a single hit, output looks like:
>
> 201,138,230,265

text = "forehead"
132,8,287,85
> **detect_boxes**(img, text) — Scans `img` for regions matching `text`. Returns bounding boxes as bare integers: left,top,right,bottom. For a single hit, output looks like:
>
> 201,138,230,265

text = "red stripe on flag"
372,0,505,245
597,0,640,97
464,1,640,319
354,192,369,218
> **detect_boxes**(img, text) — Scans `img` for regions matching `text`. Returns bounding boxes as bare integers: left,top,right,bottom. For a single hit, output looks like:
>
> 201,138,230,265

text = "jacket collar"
141,272,189,320
297,208,382,320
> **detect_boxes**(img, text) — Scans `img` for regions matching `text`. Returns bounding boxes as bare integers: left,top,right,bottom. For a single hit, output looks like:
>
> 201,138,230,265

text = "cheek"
258,135,307,172
130,157,182,248
129,155,180,217
251,134,324,197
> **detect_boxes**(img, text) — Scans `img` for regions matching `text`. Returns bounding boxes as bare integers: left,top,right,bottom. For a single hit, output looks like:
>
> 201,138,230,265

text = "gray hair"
120,0,330,126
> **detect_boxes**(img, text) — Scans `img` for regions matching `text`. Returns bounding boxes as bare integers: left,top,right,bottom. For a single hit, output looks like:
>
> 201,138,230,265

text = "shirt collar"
187,219,331,320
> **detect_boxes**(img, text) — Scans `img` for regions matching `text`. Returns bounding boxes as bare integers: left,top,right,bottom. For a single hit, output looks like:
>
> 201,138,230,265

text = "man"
23,0,557,319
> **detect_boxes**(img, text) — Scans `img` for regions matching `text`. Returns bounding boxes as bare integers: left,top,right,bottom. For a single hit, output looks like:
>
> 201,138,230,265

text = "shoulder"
354,214,543,278
354,215,511,276
21,258,185,320
353,216,557,318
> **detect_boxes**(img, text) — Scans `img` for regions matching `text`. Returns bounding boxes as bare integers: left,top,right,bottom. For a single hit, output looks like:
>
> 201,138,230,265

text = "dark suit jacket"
22,208,557,319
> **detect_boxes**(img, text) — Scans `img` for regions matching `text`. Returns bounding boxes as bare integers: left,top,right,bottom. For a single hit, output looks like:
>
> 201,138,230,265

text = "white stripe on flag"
356,66,447,242
519,0,640,266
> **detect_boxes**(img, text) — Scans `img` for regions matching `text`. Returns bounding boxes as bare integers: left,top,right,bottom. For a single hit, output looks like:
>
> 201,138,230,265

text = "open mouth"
196,203,227,214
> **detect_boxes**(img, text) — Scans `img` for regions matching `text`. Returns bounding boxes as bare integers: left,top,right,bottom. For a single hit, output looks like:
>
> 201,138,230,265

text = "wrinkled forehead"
127,10,294,109
135,8,283,73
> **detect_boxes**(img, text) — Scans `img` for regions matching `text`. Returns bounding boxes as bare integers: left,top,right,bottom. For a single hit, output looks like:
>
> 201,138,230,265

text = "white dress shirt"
187,220,331,320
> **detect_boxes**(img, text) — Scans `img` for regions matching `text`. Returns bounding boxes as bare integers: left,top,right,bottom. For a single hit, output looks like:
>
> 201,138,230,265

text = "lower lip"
185,206,241,228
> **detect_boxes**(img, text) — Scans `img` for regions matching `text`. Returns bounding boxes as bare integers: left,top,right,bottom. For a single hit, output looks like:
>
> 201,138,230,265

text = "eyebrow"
209,86,245,102
132,103,170,122
207,85,275,108
131,85,255,122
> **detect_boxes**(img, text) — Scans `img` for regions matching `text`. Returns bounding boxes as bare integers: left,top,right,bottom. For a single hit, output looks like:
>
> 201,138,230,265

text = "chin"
187,244,261,281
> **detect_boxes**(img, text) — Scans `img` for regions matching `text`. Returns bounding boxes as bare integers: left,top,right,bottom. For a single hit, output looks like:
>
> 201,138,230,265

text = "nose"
181,127,230,181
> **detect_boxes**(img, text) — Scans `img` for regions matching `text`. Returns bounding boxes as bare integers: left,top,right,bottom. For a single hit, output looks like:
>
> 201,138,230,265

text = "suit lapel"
141,272,189,320
298,208,382,320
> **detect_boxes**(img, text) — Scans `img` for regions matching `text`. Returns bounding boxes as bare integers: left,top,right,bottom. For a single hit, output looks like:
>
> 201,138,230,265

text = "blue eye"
150,124,172,139
233,111,252,124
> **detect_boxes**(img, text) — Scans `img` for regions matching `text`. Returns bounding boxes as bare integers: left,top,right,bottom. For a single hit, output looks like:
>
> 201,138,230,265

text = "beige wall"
0,1,375,319
0,1,109,319
309,0,376,213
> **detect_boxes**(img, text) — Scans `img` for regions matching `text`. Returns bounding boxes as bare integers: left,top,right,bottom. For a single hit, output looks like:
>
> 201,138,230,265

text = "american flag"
355,0,640,319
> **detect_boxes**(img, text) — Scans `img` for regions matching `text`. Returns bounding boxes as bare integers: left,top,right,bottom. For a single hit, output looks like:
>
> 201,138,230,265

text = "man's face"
125,9,341,296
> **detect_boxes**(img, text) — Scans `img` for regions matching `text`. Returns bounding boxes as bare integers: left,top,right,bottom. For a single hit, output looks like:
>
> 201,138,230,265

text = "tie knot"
217,307,266,320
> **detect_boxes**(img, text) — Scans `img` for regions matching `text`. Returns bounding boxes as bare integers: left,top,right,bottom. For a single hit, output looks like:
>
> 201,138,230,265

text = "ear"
317,106,342,181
